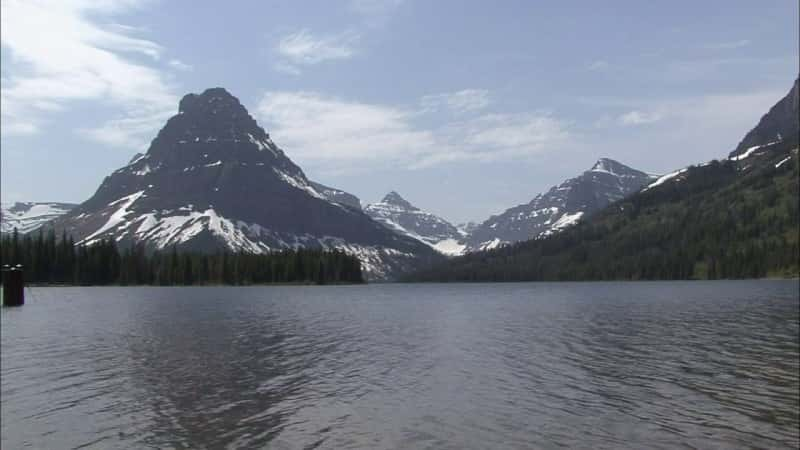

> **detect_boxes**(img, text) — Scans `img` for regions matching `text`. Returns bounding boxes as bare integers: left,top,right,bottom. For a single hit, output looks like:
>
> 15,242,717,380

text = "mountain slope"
49,88,440,280
309,181,362,210
408,78,800,282
730,77,798,159
1,202,76,234
365,192,465,255
463,158,656,252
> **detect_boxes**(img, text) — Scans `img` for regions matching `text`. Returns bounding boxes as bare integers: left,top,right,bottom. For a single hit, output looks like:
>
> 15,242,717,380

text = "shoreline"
11,278,798,288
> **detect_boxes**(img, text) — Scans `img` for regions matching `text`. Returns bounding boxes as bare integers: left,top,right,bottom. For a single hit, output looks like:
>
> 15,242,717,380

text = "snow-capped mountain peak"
590,158,644,177
365,192,465,256
463,158,655,251
381,191,418,210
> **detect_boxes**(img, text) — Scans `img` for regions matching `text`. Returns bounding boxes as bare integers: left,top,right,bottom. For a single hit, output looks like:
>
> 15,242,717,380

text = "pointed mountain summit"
381,191,417,210
50,88,439,280
463,158,655,251
590,158,648,177
365,192,465,255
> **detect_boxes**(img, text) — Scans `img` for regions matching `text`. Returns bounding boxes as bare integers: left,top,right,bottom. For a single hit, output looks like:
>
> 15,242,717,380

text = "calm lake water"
2,281,798,449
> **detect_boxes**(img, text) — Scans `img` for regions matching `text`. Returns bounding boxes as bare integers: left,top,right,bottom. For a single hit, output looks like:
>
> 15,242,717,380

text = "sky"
1,0,798,224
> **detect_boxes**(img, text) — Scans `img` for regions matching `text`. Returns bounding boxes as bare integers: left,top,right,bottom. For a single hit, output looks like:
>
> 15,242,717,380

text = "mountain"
49,88,440,280
457,221,479,236
1,202,77,234
408,78,800,282
463,158,656,252
309,181,362,210
729,77,799,159
365,191,466,255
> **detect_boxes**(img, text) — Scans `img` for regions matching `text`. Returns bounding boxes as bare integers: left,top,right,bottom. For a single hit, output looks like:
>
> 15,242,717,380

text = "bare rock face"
50,88,440,280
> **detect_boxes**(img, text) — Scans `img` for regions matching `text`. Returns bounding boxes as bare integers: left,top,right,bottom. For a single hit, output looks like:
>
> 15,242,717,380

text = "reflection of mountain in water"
121,289,319,448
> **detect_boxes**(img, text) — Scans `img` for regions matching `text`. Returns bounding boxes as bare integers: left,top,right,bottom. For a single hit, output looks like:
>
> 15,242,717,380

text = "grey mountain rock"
309,181,362,210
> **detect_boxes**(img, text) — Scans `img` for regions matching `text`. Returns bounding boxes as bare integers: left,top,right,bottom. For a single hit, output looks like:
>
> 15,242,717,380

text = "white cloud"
78,109,173,149
256,91,570,172
257,91,436,166
1,0,177,147
463,113,568,151
274,29,359,74
420,89,490,114
588,60,611,71
168,58,193,71
618,110,662,126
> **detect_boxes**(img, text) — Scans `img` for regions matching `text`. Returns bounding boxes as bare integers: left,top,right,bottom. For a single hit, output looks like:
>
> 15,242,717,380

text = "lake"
2,281,798,449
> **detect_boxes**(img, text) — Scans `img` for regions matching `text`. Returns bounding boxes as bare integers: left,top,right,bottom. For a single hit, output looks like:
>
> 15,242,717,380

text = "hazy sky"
2,0,798,223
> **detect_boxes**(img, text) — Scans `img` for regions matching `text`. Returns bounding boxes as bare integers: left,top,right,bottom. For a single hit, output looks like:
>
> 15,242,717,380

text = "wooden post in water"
1,264,25,307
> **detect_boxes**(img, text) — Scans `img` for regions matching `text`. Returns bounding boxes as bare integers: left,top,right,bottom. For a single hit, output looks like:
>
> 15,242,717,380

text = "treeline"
0,230,363,285
407,145,799,282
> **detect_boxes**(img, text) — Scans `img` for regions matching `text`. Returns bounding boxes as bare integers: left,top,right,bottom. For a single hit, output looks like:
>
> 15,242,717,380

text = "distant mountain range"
408,77,799,281
362,159,656,257
1,158,657,256
4,78,796,281
1,202,77,234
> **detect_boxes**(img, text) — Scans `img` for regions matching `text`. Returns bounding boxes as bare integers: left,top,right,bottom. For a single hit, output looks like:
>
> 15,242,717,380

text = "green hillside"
408,140,799,282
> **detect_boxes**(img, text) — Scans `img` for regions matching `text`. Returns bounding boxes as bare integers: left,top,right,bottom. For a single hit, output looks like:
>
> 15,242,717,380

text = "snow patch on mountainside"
1,202,76,234
80,191,146,245
432,238,467,256
272,168,325,199
478,238,506,251
540,211,584,237
730,141,780,161
775,155,793,168
644,169,687,190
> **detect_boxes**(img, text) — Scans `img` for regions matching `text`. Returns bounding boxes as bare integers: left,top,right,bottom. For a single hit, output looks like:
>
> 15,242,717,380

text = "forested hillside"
407,139,799,282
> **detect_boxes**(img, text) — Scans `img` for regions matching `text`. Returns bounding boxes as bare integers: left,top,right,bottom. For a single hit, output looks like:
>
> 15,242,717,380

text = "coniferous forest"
0,230,363,285
407,142,800,282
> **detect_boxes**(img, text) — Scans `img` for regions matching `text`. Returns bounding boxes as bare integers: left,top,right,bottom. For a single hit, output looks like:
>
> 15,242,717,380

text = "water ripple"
2,281,798,449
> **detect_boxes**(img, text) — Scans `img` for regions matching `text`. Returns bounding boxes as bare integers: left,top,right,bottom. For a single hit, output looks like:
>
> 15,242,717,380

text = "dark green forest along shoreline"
1,230,364,286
